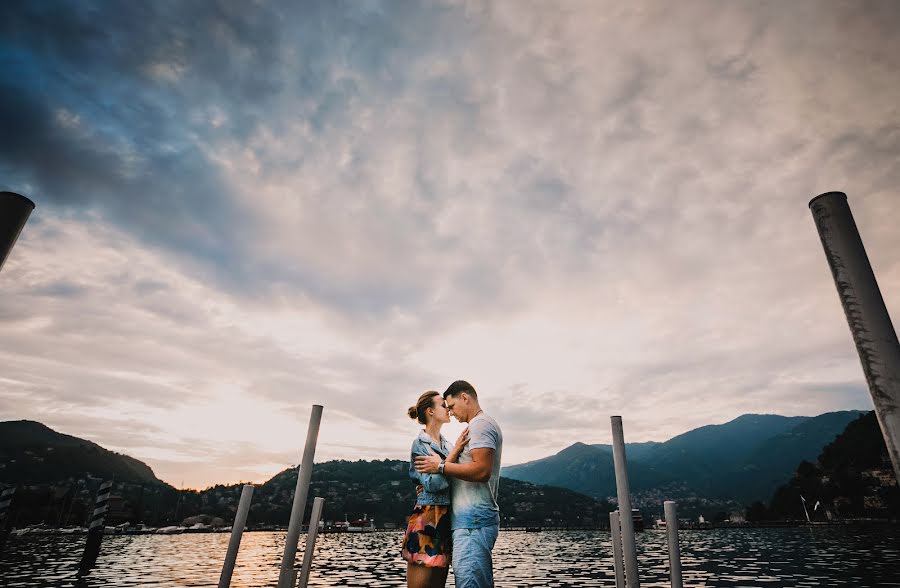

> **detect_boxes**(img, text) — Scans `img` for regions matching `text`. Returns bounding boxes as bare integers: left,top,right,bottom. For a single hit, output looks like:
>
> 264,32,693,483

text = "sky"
1,0,899,489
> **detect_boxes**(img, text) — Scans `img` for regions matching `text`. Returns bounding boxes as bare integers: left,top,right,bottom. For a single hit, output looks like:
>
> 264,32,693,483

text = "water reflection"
2,527,898,587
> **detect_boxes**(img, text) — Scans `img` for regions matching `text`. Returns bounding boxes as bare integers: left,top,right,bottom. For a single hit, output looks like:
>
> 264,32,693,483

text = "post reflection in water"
2,527,898,587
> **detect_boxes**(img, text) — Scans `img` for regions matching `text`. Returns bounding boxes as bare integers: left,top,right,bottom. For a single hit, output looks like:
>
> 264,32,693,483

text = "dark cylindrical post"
611,416,640,588
278,405,324,588
0,191,35,273
0,486,16,553
810,192,900,482
0,486,14,526
78,480,112,573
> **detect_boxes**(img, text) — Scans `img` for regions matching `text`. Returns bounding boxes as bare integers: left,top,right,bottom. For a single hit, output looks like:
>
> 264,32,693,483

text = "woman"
402,391,468,588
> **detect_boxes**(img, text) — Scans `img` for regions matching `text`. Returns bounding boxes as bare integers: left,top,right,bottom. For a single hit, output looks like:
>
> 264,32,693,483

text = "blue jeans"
452,525,499,588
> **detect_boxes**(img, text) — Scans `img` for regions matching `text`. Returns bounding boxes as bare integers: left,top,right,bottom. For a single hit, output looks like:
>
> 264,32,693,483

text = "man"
415,380,503,588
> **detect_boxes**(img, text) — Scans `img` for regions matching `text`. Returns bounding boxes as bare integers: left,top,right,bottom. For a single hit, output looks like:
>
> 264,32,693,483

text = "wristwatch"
438,460,446,474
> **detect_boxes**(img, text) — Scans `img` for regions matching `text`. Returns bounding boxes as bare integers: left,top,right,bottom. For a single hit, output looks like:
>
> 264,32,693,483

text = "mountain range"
501,410,865,506
0,410,871,526
0,420,610,528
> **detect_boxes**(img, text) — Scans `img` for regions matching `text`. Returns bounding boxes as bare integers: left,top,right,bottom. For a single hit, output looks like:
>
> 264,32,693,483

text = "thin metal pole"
278,405,324,588
810,192,900,482
218,484,254,588
610,510,626,588
664,501,683,588
611,416,640,588
296,497,325,588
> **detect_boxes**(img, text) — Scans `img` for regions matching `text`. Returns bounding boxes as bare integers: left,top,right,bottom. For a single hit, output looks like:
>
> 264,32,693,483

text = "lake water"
2,527,898,587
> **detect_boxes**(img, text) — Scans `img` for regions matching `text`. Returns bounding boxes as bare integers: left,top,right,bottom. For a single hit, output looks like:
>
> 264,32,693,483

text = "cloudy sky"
2,0,899,489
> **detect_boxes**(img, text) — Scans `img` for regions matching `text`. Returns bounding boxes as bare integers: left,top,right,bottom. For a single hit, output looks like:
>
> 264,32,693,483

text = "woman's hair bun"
407,405,418,420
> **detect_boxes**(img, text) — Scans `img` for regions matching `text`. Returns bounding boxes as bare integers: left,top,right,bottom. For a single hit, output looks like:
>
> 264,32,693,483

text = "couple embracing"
402,380,503,588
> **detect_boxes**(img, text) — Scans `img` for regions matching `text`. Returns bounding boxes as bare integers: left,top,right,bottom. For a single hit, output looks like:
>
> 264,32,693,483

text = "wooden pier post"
810,192,900,483
278,405,323,588
611,416,640,588
609,510,626,588
296,497,325,588
664,501,683,588
218,484,255,588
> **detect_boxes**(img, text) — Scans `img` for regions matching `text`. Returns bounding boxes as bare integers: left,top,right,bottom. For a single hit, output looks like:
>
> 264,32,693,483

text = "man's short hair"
444,380,477,399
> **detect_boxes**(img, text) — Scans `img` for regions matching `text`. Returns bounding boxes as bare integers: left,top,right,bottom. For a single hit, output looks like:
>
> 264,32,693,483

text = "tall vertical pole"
609,510,626,588
0,486,14,527
78,480,112,573
277,405,324,588
0,486,16,553
810,192,900,482
296,497,325,588
218,484,255,588
0,191,35,273
664,501,683,588
611,416,640,588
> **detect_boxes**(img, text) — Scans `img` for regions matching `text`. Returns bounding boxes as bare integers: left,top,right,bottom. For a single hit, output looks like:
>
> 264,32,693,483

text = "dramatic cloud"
2,0,898,488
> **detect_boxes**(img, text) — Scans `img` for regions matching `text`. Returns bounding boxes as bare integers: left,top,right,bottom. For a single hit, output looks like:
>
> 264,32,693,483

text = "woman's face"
429,395,450,425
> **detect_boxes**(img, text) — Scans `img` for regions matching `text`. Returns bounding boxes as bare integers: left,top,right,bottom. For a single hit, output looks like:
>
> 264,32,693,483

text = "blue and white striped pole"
79,480,112,573
0,486,16,553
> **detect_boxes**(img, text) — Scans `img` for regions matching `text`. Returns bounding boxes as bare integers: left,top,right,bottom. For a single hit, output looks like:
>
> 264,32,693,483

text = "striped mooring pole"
0,486,16,553
79,480,112,573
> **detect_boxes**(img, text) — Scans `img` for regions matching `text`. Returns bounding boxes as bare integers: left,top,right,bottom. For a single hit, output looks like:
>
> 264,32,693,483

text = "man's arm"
415,448,494,483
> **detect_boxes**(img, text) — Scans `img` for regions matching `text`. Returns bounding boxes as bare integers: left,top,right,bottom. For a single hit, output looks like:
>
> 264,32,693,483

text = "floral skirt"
400,504,451,568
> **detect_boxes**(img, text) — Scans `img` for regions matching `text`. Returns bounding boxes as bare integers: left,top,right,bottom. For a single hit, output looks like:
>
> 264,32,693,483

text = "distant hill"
498,442,671,503
764,412,899,520
252,459,613,528
502,411,864,506
0,421,611,528
0,420,162,485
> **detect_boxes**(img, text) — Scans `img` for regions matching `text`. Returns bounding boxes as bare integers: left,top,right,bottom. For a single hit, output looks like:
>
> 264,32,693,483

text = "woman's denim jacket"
408,431,452,506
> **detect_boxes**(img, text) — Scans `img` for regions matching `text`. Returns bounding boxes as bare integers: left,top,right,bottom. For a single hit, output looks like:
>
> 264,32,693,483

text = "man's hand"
415,452,441,474
415,484,424,497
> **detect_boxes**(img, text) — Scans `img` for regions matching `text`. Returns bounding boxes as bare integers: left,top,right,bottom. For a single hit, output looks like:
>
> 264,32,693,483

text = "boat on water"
614,509,644,531
347,513,375,533
632,509,644,532
155,525,185,534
